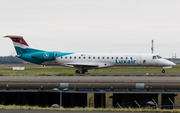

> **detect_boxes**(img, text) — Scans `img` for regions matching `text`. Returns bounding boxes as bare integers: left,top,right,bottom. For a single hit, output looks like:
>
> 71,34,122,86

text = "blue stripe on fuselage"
15,46,74,64
18,51,74,64
15,47,45,55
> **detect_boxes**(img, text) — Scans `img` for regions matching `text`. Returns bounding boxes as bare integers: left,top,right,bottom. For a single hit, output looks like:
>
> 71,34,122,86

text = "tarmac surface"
87,71,180,74
2,71,180,76
0,76,180,83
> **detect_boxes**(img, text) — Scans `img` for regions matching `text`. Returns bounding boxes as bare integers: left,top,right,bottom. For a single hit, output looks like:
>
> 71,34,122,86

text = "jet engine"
31,52,57,61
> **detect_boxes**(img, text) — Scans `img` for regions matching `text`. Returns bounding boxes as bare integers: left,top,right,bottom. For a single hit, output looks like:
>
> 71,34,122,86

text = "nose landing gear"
162,69,165,73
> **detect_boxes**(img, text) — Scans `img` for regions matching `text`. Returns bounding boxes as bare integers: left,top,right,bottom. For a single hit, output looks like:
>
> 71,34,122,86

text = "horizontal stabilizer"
4,35,29,46
4,35,23,39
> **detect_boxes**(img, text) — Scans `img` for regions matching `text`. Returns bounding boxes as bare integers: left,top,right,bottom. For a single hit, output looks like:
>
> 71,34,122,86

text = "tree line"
0,56,24,64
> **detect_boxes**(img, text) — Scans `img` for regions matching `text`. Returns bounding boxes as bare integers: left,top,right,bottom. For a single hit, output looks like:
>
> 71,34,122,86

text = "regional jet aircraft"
4,35,176,74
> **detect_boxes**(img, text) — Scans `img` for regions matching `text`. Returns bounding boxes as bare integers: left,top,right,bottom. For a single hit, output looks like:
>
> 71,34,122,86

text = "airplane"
4,35,176,74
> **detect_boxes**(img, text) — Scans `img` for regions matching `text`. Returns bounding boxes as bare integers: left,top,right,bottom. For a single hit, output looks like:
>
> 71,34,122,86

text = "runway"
86,71,180,74
2,71,180,76
0,76,180,83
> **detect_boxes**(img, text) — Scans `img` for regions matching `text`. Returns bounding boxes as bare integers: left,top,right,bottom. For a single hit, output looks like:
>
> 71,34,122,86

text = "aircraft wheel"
81,70,85,74
75,70,80,74
162,69,165,73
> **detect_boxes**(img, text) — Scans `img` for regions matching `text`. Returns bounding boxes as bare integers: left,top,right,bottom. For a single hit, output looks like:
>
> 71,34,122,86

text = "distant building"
166,53,180,63
23,61,31,64
166,58,180,63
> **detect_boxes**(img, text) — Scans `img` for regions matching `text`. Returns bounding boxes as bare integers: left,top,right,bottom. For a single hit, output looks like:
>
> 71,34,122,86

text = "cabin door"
137,56,142,65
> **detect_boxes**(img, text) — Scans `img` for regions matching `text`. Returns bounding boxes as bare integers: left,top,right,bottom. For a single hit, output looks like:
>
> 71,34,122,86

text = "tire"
75,70,80,74
81,70,85,74
162,69,165,73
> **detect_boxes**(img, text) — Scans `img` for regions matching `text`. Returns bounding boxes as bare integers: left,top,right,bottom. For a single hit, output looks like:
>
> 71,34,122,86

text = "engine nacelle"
31,52,57,61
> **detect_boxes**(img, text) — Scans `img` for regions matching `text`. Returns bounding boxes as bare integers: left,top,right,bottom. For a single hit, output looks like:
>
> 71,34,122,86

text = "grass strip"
0,105,179,113
1,67,180,74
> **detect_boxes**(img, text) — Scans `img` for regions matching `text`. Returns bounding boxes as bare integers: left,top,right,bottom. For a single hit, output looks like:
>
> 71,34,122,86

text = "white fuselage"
5,35,176,74
42,53,175,70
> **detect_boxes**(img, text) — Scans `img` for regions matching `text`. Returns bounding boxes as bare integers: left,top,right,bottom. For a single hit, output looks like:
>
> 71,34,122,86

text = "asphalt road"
0,109,154,113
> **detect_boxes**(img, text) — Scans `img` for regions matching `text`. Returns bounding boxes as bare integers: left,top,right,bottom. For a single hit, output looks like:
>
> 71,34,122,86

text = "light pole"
52,88,68,108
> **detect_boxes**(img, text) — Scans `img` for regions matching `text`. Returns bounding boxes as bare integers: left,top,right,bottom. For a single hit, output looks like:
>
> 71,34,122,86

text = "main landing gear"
162,69,165,73
75,70,80,74
75,70,88,74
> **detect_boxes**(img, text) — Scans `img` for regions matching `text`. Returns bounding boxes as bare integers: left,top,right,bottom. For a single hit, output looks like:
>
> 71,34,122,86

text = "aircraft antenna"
151,40,154,54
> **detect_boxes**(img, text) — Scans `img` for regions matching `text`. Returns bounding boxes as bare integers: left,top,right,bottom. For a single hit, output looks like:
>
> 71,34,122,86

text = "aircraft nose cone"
167,60,176,66
172,62,176,66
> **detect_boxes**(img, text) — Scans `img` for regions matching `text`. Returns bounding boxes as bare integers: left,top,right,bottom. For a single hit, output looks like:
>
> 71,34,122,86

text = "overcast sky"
0,0,180,57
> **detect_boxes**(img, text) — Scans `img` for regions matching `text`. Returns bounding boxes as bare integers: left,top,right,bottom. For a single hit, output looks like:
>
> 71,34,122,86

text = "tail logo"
43,53,49,58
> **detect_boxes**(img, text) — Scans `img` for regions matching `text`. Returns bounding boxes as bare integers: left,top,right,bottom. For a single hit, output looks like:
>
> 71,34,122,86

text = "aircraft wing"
67,63,99,67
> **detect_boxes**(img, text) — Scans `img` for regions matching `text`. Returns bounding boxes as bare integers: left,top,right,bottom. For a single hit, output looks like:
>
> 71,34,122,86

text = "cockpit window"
157,55,162,59
153,56,156,59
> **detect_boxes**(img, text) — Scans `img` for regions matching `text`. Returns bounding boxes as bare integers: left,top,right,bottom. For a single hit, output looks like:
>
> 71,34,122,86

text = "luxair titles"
115,59,136,64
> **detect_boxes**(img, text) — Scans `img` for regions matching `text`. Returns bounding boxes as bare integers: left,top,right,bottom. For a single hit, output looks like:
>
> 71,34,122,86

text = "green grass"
0,67,74,73
89,67,179,73
0,63,179,76
0,104,180,112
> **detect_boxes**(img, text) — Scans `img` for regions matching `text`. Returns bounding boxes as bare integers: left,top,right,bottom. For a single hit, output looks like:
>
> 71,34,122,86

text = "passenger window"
126,57,128,59
98,57,100,59
61,57,63,59
130,57,132,59
74,57,76,59
112,57,113,59
107,57,109,59
79,57,81,59
116,57,118,59
65,57,67,59
89,57,91,59
83,57,85,59
93,57,95,59
102,57,104,59
121,57,123,59
69,56,72,59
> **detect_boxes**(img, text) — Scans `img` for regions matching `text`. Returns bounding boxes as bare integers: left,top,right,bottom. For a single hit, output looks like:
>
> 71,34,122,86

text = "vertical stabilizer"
4,35,43,55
